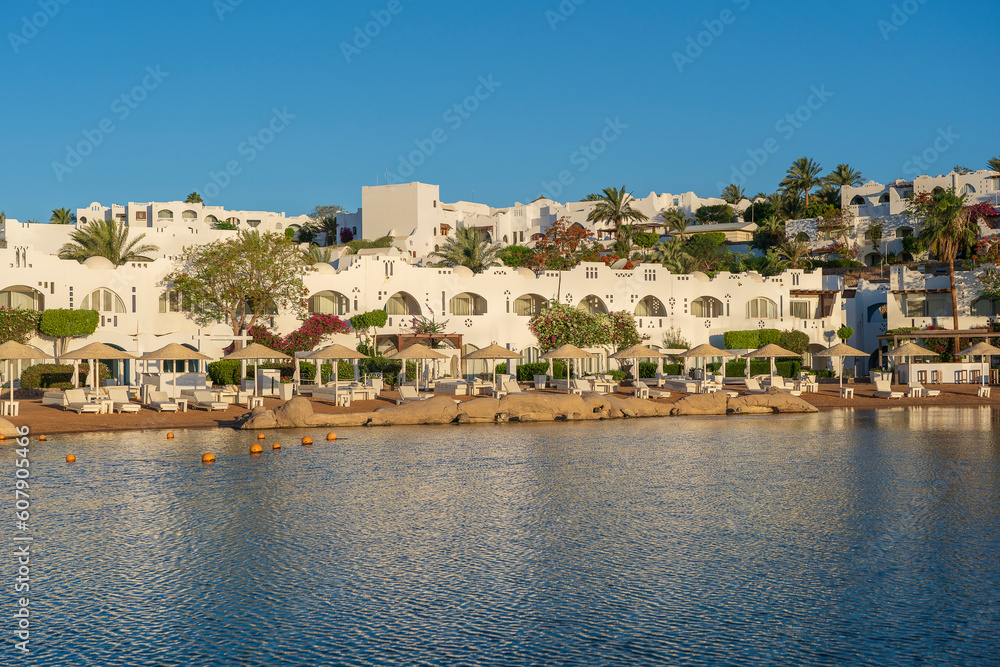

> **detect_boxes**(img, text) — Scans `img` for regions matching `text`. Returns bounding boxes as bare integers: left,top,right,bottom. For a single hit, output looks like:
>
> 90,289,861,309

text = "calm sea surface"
3,409,999,666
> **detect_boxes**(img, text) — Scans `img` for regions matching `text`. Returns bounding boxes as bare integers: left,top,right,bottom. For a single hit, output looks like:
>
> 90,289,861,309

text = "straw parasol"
386,344,448,393
0,341,49,414
138,343,213,399
678,343,736,382
814,342,868,391
540,344,595,394
221,343,290,397
610,344,668,382
463,342,524,393
957,341,1000,387
304,344,371,400
61,342,136,391
743,343,800,378
886,341,937,384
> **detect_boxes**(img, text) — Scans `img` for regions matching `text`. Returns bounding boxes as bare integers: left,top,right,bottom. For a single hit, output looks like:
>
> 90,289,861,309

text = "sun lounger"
768,376,802,396
907,381,940,398
742,378,768,395
634,380,650,399
147,391,179,412
192,390,229,411
496,380,527,399
572,378,599,395
396,385,432,405
873,379,904,399
107,386,141,413
62,388,101,414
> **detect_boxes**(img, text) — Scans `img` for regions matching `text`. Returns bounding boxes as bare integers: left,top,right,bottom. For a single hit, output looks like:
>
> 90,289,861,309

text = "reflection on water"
4,409,999,666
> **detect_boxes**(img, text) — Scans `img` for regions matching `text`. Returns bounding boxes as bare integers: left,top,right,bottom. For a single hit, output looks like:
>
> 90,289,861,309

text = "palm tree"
988,156,1000,173
582,193,601,201
429,226,501,274
304,244,334,264
911,189,977,330
825,164,863,189
57,219,159,266
720,183,746,205
650,241,696,274
780,157,823,207
662,208,689,240
185,192,204,204
316,216,339,246
815,183,841,207
586,185,649,241
775,239,813,270
50,208,76,225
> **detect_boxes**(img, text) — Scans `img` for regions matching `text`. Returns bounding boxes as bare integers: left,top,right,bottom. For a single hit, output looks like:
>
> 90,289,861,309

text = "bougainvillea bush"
528,304,645,351
247,313,351,356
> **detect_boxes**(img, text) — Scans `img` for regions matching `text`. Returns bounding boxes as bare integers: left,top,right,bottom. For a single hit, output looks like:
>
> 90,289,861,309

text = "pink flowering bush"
248,313,351,355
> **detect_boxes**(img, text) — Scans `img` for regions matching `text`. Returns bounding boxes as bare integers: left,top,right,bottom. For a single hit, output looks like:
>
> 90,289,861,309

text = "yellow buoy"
250,443,263,454
202,453,216,463
302,436,313,446
272,442,282,450
326,432,337,441
257,433,266,440
65,454,76,463
167,433,175,439
39,435,47,441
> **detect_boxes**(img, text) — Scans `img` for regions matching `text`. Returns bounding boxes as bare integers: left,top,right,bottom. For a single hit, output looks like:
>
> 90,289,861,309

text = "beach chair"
572,378,598,395
907,381,940,398
396,384,432,405
873,379,903,399
742,378,768,395
496,380,527,399
633,380,650,399
63,389,101,414
769,376,802,397
107,386,141,413
147,391,179,413
192,390,229,411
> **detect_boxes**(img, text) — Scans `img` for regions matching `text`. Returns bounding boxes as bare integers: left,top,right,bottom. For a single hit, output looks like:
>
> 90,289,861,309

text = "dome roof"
312,262,335,274
83,256,115,270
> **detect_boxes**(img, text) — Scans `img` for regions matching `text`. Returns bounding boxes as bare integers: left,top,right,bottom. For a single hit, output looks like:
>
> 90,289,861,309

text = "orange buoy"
257,433,266,440
302,436,313,446
202,453,216,463
0,434,5,440
39,435,47,441
167,433,175,439
250,443,263,454
272,442,282,450
65,454,76,463
326,432,337,441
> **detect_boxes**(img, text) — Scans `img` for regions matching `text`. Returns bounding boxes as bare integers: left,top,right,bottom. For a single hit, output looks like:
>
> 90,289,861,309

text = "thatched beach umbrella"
886,341,937,384
138,343,213,399
541,344,595,394
0,341,49,414
743,343,800,378
610,344,668,381
304,344,370,400
814,342,868,391
221,342,290,397
61,342,136,392
386,344,448,393
957,341,1000,387
678,343,736,381
463,342,524,393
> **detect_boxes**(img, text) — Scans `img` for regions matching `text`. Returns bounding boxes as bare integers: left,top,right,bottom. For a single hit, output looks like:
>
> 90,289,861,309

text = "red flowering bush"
248,313,351,355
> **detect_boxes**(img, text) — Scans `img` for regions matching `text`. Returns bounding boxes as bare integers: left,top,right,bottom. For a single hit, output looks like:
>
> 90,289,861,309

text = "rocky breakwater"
669,388,817,416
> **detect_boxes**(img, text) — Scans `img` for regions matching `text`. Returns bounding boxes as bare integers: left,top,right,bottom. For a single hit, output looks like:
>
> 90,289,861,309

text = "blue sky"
2,0,997,221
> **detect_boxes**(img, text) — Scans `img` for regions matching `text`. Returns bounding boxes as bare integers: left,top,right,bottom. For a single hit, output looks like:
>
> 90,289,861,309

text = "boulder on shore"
499,393,595,422
239,397,373,429
0,418,20,438
456,398,502,423
369,396,460,426
728,391,818,414
669,391,729,416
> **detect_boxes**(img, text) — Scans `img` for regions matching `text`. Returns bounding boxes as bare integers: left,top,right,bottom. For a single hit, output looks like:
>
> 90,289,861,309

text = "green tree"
349,310,388,346
988,156,1000,173
695,204,735,225
429,226,501,273
316,216,339,246
58,219,159,265
586,185,649,241
774,239,813,270
751,215,785,252
649,239,694,272
185,192,203,204
867,221,885,262
781,157,823,207
498,245,535,268
910,189,977,330
296,224,318,245
683,232,728,270
837,326,854,342
164,230,314,342
720,183,746,205
953,165,973,175
814,183,842,207
309,205,343,221
304,244,334,264
50,208,76,225
662,208,689,239
743,201,776,223
39,309,99,356
824,163,863,189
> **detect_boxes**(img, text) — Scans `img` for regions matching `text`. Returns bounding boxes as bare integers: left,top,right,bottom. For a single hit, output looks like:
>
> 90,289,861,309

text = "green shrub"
0,308,41,344
20,362,109,389
349,310,388,332
779,330,810,355
723,359,800,378
607,370,627,381
723,329,782,349
207,360,242,385
496,361,550,382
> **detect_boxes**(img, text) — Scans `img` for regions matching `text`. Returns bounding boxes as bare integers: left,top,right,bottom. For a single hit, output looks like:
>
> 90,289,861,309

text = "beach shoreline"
4,382,998,436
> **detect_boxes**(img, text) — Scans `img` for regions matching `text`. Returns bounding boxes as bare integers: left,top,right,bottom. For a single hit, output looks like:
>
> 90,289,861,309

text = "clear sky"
2,0,997,221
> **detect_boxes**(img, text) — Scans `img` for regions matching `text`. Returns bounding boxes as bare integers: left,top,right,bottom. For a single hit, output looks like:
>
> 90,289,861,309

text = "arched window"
0,285,44,310
932,186,945,195
745,297,776,319
385,292,420,316
514,294,546,317
158,290,192,313
578,295,609,315
205,215,219,224
878,193,890,203
635,296,666,317
450,293,487,316
308,291,350,316
157,209,173,219
182,210,198,219
691,296,722,318
960,184,977,195
227,217,240,225
81,288,126,313
522,346,541,363
850,195,865,206
80,216,88,224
